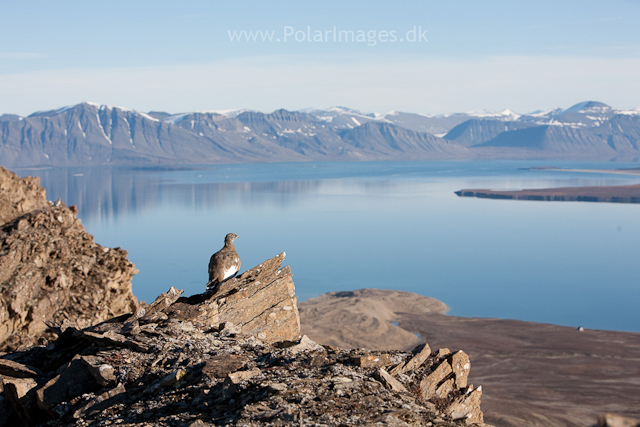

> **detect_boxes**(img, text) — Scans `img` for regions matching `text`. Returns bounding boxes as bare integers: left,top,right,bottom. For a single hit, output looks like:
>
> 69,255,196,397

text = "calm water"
16,161,640,333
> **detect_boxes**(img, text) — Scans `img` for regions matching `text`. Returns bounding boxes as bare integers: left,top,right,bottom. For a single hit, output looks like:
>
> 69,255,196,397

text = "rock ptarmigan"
207,233,241,290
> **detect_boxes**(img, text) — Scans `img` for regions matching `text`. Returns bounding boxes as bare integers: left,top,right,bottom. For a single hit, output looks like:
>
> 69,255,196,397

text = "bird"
207,233,241,290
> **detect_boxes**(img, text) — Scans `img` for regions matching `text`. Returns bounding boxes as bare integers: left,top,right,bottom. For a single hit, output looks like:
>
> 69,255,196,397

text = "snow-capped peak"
526,108,563,118
465,109,520,120
562,101,613,114
499,109,521,120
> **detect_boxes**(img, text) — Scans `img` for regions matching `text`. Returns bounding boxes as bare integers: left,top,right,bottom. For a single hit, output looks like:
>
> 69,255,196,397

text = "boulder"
376,368,408,393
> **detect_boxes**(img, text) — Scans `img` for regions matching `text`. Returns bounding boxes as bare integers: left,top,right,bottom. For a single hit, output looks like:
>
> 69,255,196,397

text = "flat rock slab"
169,253,301,344
0,359,43,378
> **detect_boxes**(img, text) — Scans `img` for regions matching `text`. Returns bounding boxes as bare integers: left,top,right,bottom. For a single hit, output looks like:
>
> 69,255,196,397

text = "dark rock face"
339,122,470,159
0,167,139,351
444,120,533,147
0,277,486,427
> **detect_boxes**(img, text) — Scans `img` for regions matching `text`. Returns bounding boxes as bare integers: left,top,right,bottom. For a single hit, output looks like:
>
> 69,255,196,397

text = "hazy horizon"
1,0,639,116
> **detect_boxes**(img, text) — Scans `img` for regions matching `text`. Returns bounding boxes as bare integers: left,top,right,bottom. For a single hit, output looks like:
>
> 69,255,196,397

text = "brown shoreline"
530,167,640,177
456,167,640,204
455,183,640,204
299,289,640,427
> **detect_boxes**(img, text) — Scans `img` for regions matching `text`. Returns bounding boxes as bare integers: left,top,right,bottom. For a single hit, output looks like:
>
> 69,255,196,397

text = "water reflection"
13,161,640,333
16,163,639,223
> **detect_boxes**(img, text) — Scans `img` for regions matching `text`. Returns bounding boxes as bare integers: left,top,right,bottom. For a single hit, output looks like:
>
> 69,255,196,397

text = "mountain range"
1,101,639,167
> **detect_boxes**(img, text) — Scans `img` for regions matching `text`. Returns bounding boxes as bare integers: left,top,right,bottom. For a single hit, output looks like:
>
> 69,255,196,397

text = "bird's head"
225,233,239,244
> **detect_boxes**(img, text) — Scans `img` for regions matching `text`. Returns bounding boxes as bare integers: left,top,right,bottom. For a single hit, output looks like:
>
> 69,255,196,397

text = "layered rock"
168,252,301,344
0,167,139,351
0,167,48,225
0,268,486,426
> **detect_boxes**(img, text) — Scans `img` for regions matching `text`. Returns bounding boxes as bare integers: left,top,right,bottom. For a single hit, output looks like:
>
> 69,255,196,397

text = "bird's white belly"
223,265,238,280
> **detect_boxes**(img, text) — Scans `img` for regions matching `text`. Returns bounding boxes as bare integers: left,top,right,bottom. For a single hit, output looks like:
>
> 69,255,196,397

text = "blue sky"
1,0,639,115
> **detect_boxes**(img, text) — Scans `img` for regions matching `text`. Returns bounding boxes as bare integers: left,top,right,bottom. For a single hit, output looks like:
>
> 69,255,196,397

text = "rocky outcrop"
0,267,486,426
0,167,139,351
0,167,48,225
169,252,301,344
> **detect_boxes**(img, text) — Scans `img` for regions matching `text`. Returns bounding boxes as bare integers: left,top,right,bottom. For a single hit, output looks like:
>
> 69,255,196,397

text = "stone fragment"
419,360,452,400
434,348,451,358
73,383,126,419
76,330,152,353
134,287,183,323
265,382,287,393
448,350,471,388
376,368,408,393
598,413,640,427
80,355,116,387
390,343,431,375
2,377,38,400
445,386,483,424
161,369,186,387
227,368,261,384
219,321,242,337
285,335,324,355
0,359,43,378
435,378,454,398
35,358,99,413
120,320,141,336
201,354,248,379
2,378,47,426
140,311,168,324
222,368,261,398
351,353,393,368
145,369,187,395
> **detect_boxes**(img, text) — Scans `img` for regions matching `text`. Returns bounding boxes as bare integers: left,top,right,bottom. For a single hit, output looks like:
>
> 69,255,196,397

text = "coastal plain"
299,289,640,427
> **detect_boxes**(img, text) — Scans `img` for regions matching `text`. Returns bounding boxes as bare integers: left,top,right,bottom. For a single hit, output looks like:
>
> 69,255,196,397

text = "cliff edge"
0,258,486,426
